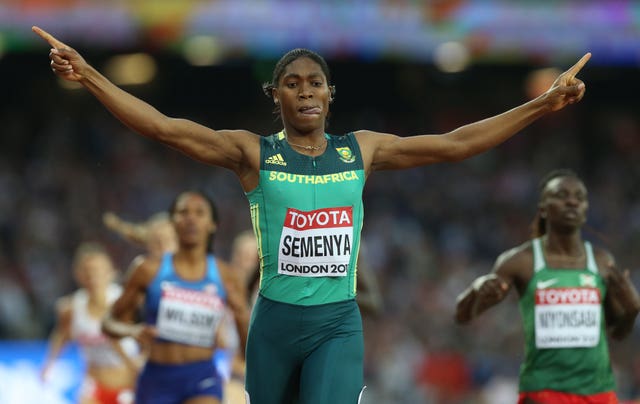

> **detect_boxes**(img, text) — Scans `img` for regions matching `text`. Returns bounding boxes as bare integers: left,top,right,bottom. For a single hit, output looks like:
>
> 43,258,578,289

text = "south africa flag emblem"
336,147,355,163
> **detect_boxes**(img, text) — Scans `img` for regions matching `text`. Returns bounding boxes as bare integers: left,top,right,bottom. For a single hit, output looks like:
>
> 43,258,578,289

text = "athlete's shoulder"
328,132,356,146
350,129,393,139
495,240,534,271
261,132,286,148
55,294,74,316
327,131,353,139
208,254,225,277
126,253,162,287
493,240,536,287
587,241,615,272
350,129,395,158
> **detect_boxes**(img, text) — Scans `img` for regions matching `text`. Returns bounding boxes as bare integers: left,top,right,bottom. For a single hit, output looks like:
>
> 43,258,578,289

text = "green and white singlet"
246,131,365,306
518,237,615,395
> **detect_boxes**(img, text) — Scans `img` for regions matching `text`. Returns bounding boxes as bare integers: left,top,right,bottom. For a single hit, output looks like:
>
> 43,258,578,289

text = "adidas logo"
265,153,287,166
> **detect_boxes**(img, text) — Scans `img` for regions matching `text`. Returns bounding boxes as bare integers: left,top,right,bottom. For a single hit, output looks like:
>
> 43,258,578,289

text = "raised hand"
543,52,591,112
32,26,88,81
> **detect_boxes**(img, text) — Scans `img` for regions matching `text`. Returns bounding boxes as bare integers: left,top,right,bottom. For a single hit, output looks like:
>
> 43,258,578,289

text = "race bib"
278,207,353,277
534,287,601,348
156,283,225,347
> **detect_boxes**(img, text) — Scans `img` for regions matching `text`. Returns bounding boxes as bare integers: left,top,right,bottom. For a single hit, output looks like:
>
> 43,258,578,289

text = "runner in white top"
41,242,140,404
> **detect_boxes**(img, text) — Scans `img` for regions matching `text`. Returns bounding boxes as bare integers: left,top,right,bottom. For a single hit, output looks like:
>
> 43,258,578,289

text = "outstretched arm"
103,212,147,247
360,53,591,172
32,26,260,182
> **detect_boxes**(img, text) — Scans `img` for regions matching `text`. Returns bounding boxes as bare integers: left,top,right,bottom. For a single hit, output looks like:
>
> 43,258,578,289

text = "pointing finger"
565,52,591,79
32,26,67,49
49,50,69,65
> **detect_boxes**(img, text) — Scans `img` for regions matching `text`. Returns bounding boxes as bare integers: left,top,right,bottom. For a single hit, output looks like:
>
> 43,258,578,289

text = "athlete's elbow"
146,116,178,141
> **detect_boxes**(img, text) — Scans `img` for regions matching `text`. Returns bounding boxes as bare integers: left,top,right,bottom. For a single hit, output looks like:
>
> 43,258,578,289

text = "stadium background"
0,1,639,403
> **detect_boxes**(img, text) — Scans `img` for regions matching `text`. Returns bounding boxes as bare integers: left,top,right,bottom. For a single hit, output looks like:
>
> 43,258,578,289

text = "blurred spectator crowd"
1,55,639,403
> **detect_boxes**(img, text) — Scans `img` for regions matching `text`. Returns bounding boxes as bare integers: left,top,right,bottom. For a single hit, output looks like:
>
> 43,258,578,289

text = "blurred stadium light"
1,0,639,66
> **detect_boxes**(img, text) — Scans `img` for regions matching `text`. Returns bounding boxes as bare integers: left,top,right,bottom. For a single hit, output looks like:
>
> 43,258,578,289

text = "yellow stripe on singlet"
250,203,265,288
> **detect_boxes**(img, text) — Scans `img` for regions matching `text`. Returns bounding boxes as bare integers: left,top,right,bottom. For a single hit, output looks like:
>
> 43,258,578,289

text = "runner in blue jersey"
102,191,250,404
35,26,590,403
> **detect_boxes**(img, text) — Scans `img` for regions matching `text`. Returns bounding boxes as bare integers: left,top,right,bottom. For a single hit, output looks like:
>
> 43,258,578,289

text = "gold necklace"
284,132,327,151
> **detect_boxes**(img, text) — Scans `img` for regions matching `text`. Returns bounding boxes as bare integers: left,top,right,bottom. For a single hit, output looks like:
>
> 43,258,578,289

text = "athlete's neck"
543,233,584,257
283,130,327,156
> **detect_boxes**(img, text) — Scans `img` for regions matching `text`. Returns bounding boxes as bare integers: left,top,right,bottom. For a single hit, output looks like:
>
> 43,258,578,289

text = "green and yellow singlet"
246,131,365,306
